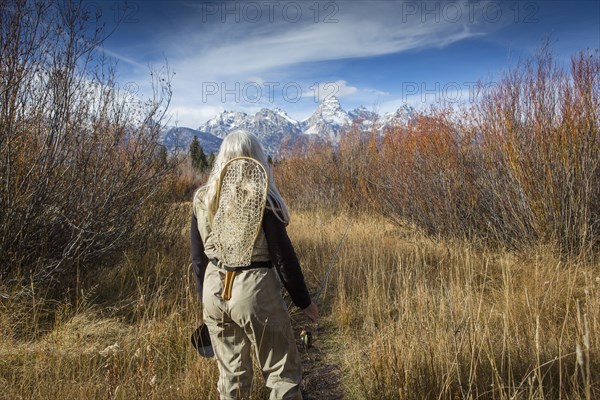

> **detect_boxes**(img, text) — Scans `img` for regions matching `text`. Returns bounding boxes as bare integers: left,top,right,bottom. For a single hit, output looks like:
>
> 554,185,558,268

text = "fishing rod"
300,215,352,350
312,216,352,305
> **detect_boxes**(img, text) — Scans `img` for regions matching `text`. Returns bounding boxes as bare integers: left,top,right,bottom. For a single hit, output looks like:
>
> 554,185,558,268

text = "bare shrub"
472,47,599,254
276,141,344,211
0,0,176,286
277,46,599,256
377,109,480,236
376,47,598,256
275,124,380,214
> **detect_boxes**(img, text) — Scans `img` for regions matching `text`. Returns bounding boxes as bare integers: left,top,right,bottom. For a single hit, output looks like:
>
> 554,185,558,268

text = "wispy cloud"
109,1,496,126
173,3,485,80
98,46,148,70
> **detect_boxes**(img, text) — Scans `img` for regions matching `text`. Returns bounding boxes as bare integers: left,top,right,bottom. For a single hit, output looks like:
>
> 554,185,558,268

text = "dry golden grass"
0,209,598,399
289,210,600,399
0,214,265,400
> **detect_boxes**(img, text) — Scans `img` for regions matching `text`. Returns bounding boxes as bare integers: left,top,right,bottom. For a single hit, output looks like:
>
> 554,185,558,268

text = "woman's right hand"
302,302,319,323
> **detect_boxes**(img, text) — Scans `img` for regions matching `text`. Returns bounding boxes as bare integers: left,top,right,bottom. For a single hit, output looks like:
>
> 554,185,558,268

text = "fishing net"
213,157,269,268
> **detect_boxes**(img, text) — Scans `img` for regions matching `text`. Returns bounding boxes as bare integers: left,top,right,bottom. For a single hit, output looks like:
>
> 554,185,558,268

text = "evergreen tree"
157,145,168,169
207,152,216,170
190,136,208,173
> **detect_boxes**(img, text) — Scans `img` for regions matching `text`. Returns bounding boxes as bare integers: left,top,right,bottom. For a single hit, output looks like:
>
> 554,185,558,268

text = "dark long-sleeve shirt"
190,209,311,309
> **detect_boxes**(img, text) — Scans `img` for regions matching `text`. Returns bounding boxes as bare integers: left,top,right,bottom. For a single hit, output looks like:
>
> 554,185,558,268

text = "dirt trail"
291,314,345,400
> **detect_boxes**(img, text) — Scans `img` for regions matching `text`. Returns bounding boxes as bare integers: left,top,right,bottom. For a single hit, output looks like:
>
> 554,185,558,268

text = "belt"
212,258,273,301
211,258,272,272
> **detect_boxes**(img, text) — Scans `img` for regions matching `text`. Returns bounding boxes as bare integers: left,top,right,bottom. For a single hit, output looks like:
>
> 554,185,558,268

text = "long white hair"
201,129,290,224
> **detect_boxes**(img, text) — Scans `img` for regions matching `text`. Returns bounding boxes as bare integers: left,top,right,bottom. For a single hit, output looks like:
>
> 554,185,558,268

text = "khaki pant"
203,261,303,400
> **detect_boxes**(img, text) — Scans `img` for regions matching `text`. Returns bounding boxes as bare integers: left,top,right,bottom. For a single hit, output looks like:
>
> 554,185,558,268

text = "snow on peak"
349,106,378,122
273,107,299,124
378,105,415,131
382,105,415,123
319,95,342,111
302,96,352,141
178,101,415,155
199,110,249,137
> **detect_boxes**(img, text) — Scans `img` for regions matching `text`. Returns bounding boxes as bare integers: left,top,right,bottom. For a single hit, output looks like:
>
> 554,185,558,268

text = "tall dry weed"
288,211,600,399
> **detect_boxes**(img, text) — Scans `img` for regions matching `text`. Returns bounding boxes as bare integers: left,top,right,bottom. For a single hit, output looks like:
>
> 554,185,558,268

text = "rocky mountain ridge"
160,97,414,155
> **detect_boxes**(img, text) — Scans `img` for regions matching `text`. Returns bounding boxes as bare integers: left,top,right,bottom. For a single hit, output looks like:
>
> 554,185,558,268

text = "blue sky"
94,0,600,127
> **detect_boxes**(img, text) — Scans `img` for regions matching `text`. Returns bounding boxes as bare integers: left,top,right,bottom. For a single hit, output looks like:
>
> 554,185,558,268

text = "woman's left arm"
262,209,312,310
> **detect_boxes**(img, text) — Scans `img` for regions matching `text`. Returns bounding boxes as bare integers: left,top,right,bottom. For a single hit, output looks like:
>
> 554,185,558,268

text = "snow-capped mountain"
378,104,415,131
199,108,302,154
348,105,379,130
245,108,303,154
348,105,379,122
159,96,414,156
301,96,352,141
199,110,248,138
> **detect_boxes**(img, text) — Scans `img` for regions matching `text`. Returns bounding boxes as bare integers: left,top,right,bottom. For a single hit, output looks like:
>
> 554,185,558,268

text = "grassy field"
1,4,597,398
1,209,598,399
292,211,600,399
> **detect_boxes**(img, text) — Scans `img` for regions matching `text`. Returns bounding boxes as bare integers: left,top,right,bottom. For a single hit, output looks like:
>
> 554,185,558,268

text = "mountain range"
159,96,414,156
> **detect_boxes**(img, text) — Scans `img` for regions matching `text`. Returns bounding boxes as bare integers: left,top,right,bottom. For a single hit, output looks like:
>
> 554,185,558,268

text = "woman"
190,130,318,400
